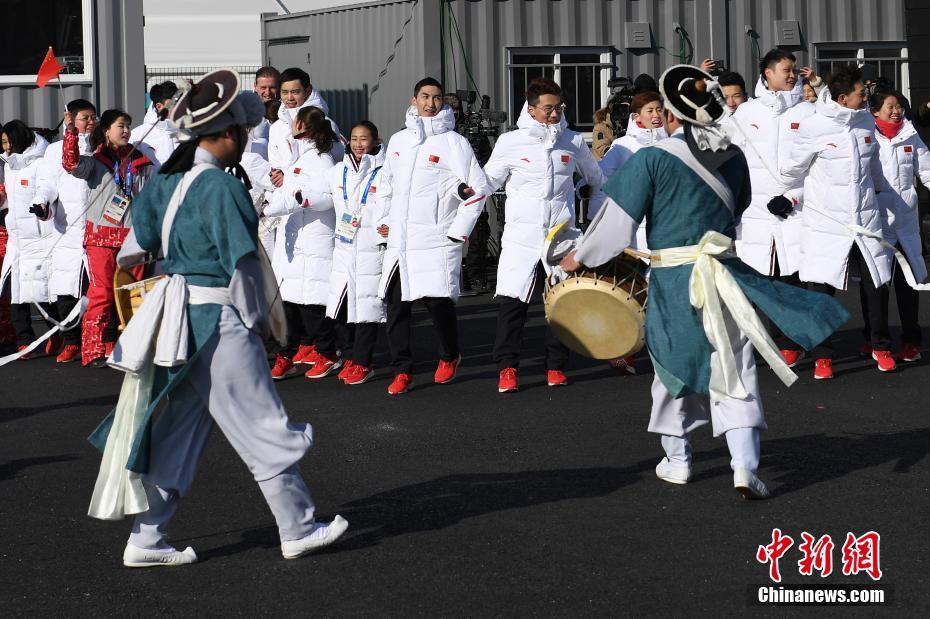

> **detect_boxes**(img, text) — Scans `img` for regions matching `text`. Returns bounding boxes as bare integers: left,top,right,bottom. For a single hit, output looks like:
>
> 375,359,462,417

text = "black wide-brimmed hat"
170,69,264,142
659,64,726,127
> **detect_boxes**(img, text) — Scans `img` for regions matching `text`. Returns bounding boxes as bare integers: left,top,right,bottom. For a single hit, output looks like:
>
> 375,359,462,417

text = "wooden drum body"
543,256,648,360
113,268,165,331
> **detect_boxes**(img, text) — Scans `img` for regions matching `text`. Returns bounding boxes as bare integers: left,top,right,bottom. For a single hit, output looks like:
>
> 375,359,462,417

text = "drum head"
545,278,645,360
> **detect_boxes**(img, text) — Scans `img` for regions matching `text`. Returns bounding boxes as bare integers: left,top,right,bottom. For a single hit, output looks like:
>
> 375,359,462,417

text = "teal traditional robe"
88,166,259,473
598,135,850,398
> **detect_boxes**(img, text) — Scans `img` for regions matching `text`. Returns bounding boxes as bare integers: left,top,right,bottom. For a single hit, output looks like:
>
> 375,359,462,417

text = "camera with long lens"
606,77,635,138
447,90,507,165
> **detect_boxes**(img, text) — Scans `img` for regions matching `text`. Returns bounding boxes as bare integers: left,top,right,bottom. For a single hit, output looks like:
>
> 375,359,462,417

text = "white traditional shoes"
655,457,692,485
733,468,771,500
281,515,350,560
123,544,198,568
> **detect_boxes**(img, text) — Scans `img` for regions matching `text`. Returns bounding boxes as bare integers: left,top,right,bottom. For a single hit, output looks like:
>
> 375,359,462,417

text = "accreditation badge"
103,194,131,225
335,212,361,244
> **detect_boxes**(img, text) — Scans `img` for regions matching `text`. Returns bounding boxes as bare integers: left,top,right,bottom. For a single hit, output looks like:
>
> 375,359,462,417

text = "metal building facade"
0,1,145,131
263,0,911,135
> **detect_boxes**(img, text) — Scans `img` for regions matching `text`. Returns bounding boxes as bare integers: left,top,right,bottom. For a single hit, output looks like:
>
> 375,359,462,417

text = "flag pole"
56,74,67,113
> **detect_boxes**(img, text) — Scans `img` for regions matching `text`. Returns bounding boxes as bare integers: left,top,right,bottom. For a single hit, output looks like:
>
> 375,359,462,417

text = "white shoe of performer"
281,515,349,559
123,543,198,568
655,457,692,485
733,469,771,500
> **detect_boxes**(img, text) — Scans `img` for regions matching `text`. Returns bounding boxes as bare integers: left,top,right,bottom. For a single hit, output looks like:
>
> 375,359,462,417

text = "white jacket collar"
753,76,803,114
277,89,332,128
516,102,566,148
405,106,456,143
816,90,865,127
1,132,49,170
623,116,668,145
344,143,386,175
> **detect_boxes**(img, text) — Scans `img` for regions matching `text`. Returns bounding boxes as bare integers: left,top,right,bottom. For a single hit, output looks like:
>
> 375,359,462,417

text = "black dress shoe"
90,356,110,369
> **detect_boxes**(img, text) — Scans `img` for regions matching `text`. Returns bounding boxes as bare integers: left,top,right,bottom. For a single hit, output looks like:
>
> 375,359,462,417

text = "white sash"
653,138,736,215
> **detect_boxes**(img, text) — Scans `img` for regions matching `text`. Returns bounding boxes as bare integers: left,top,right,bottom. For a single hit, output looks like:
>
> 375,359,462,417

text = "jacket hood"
516,102,567,147
1,132,49,170
753,76,804,113
405,105,456,143
140,105,177,135
344,142,386,175
277,89,332,128
815,88,867,127
623,115,668,145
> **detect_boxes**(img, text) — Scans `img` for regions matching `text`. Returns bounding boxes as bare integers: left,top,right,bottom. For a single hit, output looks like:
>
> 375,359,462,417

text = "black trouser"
283,301,337,357
492,265,569,371
770,254,805,351
891,246,921,345
2,276,80,346
809,245,890,359
331,298,380,367
385,269,459,374
465,210,490,284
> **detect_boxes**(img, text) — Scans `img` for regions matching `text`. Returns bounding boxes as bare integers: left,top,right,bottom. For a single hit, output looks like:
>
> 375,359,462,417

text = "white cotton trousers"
650,331,766,473
128,306,318,549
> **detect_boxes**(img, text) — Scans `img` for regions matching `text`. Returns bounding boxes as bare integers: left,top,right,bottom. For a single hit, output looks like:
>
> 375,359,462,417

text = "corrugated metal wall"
264,0,907,136
0,1,145,132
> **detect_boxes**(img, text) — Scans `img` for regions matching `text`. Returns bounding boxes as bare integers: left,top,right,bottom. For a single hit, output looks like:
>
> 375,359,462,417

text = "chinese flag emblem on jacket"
36,47,64,88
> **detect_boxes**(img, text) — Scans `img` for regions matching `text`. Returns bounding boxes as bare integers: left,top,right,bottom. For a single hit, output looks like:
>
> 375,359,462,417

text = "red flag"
36,47,64,88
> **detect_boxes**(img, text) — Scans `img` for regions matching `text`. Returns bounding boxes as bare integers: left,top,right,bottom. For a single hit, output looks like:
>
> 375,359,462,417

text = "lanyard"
342,165,382,211
113,160,133,199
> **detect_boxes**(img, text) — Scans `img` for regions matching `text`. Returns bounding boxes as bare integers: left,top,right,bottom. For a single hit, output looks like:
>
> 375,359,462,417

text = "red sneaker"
387,373,412,395
343,364,374,385
872,349,896,373
271,354,297,380
813,358,833,380
547,369,568,387
337,360,355,382
608,356,637,375
45,334,64,356
899,342,921,363
498,367,518,393
780,349,804,368
17,344,32,360
434,355,461,384
859,342,873,357
56,344,81,363
304,352,342,379
292,344,317,364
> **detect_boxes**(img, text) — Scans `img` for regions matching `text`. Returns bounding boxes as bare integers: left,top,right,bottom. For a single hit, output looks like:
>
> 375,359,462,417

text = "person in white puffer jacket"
731,49,816,366
324,121,387,385
265,106,339,381
31,99,97,361
781,66,894,379
483,78,604,392
0,122,72,356
870,90,930,363
376,77,492,396
129,81,179,168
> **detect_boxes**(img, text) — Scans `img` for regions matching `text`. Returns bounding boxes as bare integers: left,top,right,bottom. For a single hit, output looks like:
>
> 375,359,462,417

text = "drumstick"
623,247,651,260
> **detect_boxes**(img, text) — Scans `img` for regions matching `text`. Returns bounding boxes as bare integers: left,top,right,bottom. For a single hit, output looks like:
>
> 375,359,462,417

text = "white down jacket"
0,133,54,303
264,140,337,305
874,120,930,282
268,90,344,170
129,107,177,168
376,106,492,302
587,116,666,220
781,92,892,289
732,78,815,277
32,134,91,298
484,104,604,301
325,147,388,323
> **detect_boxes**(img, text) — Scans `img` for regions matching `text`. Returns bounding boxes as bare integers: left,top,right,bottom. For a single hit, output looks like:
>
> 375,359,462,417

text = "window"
0,0,94,85
812,43,909,99
507,48,614,133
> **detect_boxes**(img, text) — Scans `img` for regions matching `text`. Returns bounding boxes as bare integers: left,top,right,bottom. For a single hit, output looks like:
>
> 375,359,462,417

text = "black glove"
456,183,473,200
29,203,50,220
448,236,465,244
766,195,793,219
577,185,592,200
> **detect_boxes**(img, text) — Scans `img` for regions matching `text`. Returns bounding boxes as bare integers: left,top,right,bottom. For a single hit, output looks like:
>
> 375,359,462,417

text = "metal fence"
144,65,263,93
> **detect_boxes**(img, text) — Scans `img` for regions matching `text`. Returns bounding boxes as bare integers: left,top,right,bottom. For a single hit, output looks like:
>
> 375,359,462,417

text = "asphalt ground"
1,283,928,616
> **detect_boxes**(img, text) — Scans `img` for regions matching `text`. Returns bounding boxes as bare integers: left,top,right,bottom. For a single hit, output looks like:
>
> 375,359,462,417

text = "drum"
113,268,165,330
543,255,648,360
